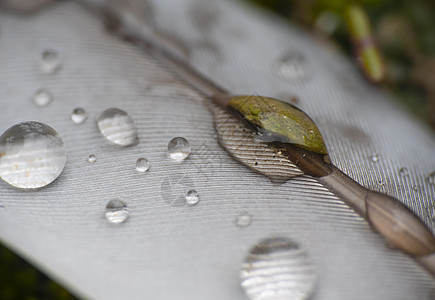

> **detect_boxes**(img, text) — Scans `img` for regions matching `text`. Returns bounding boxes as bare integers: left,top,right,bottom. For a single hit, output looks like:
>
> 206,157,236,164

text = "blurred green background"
1,0,434,299
249,0,435,129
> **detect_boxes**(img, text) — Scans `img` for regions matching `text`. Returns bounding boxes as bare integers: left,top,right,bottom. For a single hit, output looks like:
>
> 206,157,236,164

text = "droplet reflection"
71,108,87,124
105,199,128,224
168,137,191,161
88,154,96,163
97,108,139,147
236,213,252,227
240,237,315,300
0,122,66,189
136,158,150,173
33,88,53,107
275,51,310,81
39,49,62,74
185,189,199,205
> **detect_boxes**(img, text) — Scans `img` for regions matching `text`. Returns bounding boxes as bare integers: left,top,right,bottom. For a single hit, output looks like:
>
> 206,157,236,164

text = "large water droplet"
398,167,408,177
33,88,53,107
88,154,96,163
105,199,129,223
97,108,139,147
427,172,435,186
0,122,67,189
236,213,252,227
275,51,310,81
185,189,199,205
39,49,62,74
240,237,315,300
168,137,191,161
136,157,150,173
71,108,87,124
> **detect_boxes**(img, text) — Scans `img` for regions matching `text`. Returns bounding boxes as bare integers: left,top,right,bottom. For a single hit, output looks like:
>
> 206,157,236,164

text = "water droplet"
97,108,139,147
39,49,62,74
33,88,53,107
71,107,87,124
135,158,150,173
427,172,435,186
0,122,67,189
240,237,315,300
88,154,96,163
105,199,128,223
185,189,199,205
168,137,191,161
275,51,310,81
371,153,379,162
398,167,409,177
236,213,252,227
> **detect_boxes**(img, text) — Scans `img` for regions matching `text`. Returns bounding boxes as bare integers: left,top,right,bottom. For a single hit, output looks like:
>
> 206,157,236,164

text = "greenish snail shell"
228,95,328,155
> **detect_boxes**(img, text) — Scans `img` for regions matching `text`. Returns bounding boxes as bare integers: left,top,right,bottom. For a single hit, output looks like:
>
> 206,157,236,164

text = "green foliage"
0,244,78,300
246,0,435,129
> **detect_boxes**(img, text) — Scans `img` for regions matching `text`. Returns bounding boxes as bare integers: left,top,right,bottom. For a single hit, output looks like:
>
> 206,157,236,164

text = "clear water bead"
168,137,191,161
71,108,87,124
136,158,150,173
97,108,139,147
39,49,62,74
0,122,67,189
275,51,310,81
33,88,53,107
240,237,315,300
236,213,252,227
88,154,96,163
185,189,199,205
105,199,129,224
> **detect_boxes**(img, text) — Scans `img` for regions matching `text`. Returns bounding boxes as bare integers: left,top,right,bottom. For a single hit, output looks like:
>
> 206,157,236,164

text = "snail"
87,0,435,276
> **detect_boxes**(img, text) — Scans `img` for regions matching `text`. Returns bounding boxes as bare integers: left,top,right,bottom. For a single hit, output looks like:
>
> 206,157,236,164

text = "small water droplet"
71,108,87,124
39,49,62,74
135,158,150,173
240,237,315,300
413,185,419,191
185,189,199,205
105,199,128,223
236,213,252,227
398,167,409,177
168,137,191,161
0,122,66,189
275,51,310,81
88,154,96,163
371,153,379,162
97,108,139,147
427,172,435,186
33,88,53,107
